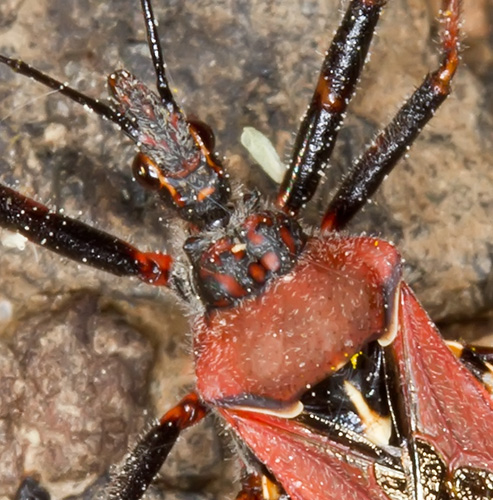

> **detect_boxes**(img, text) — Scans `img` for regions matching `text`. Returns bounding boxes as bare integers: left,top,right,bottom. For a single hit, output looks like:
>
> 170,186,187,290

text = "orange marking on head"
198,186,215,202
189,123,226,177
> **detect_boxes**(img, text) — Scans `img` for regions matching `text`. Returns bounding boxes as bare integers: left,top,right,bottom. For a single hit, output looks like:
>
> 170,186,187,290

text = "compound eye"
188,117,216,152
132,152,163,191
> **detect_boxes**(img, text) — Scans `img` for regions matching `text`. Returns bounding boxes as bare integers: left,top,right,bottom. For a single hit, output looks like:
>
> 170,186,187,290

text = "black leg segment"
105,392,208,500
276,0,386,215
0,184,172,285
0,55,139,141
321,0,460,231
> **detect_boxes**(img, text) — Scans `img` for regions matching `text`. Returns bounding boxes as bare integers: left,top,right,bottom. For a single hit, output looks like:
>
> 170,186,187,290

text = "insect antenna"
140,0,178,112
0,54,139,141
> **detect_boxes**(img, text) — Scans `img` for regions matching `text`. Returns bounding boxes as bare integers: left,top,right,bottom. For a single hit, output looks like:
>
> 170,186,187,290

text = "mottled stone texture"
0,0,492,498
0,295,153,497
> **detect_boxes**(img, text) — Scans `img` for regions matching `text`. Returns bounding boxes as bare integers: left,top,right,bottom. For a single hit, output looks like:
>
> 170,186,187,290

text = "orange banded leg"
321,0,460,232
106,392,208,500
276,0,386,214
0,184,171,286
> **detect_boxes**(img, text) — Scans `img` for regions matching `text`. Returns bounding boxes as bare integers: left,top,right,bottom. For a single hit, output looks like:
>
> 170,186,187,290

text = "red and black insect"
2,0,493,499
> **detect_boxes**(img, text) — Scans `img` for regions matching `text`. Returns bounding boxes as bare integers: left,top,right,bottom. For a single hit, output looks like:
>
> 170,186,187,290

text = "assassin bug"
1,0,493,499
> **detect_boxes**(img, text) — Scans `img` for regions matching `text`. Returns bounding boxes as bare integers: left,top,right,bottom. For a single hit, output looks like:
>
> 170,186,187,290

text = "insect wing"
389,283,493,497
221,409,394,500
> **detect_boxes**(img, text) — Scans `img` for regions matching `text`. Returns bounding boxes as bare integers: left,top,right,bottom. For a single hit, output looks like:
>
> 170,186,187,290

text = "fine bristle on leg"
321,0,460,232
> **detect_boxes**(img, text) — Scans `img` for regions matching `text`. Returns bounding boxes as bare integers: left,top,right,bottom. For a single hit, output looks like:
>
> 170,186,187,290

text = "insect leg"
15,477,50,500
447,341,493,394
105,392,208,500
321,0,460,232
275,0,386,215
0,184,171,285
0,55,139,140
235,471,287,500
